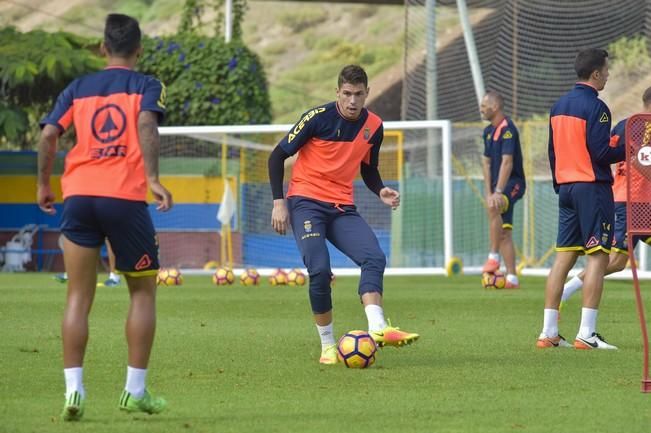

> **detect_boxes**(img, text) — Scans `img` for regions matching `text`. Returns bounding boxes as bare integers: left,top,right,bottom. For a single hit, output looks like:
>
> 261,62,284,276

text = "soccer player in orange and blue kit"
537,48,625,350
268,65,419,364
480,91,526,288
37,14,172,420
561,87,651,305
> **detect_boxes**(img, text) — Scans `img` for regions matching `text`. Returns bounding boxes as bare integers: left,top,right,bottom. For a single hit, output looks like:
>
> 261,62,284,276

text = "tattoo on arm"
37,125,59,185
138,111,160,181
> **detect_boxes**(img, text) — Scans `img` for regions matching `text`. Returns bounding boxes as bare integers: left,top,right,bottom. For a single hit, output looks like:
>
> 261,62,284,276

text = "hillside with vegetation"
0,0,405,124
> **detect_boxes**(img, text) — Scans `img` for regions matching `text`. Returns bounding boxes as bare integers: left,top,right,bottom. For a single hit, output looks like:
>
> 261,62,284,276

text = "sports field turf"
1,273,650,433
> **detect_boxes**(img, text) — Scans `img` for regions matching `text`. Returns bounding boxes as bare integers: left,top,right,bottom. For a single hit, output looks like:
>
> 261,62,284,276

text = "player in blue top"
537,48,624,350
268,65,419,365
480,91,526,288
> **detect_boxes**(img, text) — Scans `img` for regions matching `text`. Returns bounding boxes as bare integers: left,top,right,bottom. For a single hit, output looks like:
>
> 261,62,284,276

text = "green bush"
139,34,271,125
0,27,102,148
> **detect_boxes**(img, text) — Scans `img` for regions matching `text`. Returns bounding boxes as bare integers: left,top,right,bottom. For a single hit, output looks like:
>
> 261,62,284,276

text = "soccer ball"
268,268,288,286
481,271,506,289
240,268,260,286
286,268,306,286
157,268,183,286
337,330,378,369
212,267,235,285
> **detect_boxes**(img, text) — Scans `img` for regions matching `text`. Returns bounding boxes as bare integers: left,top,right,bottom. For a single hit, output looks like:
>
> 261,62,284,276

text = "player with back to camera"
537,48,625,350
560,87,651,308
37,13,172,420
480,91,526,288
268,65,419,365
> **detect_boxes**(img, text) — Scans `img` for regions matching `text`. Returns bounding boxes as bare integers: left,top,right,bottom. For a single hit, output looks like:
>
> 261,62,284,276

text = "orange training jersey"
278,102,383,205
41,67,166,201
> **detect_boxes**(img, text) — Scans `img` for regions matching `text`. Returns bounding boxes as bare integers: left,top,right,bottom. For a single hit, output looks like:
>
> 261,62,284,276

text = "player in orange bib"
561,88,651,308
37,14,172,420
268,65,419,365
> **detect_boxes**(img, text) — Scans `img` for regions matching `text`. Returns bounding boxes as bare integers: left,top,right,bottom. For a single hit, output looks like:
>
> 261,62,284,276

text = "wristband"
495,187,503,194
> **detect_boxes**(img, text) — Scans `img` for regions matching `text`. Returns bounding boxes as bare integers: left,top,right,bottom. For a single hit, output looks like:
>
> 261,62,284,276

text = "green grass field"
1,273,651,433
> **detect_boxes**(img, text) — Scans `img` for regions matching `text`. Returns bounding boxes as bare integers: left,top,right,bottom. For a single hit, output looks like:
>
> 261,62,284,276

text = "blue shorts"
60,196,159,275
556,183,613,255
287,196,386,314
499,178,525,229
611,202,651,254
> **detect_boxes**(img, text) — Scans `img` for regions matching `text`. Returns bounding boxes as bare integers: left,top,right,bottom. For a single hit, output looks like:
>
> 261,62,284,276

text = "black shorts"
499,178,525,229
556,183,613,255
60,196,159,275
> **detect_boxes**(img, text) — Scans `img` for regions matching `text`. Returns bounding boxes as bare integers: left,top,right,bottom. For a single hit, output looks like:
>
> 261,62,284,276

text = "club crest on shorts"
304,220,312,233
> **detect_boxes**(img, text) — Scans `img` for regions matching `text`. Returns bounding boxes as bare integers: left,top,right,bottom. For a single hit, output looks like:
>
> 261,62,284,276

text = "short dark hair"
484,90,504,109
574,48,608,80
338,65,368,88
104,14,142,57
643,87,651,106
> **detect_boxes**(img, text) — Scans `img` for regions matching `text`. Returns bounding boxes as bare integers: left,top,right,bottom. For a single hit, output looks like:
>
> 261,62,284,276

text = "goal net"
403,0,651,275
156,121,451,274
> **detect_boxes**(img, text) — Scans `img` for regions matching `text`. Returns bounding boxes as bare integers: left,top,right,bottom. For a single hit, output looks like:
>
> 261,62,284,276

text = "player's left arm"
488,129,516,209
361,125,399,209
588,103,624,164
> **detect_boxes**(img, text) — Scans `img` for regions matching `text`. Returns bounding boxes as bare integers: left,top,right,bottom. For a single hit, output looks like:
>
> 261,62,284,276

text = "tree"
139,0,271,126
0,28,102,149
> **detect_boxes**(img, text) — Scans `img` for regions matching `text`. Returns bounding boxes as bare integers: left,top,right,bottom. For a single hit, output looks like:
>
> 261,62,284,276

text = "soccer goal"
156,121,454,275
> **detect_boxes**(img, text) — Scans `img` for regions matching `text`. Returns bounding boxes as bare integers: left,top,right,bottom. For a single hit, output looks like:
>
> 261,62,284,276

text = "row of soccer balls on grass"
156,267,308,287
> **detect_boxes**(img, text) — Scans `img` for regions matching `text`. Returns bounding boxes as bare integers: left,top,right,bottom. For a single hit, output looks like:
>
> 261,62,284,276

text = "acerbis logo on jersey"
287,107,325,143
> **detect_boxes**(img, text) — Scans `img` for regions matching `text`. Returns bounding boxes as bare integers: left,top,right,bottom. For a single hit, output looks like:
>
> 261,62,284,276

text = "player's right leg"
483,203,502,273
100,197,167,412
287,197,337,364
499,181,524,288
59,197,105,420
